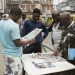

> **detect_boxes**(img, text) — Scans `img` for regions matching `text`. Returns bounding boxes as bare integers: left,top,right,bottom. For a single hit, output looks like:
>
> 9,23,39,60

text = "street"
0,43,4,75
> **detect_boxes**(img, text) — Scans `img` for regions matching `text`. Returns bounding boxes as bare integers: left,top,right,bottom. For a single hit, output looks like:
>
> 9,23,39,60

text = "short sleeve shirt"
0,19,22,57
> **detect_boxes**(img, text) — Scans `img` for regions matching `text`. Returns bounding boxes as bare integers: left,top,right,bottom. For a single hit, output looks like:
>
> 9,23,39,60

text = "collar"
67,21,74,28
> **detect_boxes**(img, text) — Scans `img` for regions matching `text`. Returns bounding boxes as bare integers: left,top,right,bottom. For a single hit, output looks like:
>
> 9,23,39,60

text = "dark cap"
33,8,42,15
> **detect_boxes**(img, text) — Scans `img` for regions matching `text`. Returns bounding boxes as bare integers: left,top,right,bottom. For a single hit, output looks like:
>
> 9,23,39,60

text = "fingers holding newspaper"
21,28,42,45
21,37,36,45
29,38,36,44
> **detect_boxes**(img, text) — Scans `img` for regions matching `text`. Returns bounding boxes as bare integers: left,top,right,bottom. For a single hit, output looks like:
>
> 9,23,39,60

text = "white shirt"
52,22,63,44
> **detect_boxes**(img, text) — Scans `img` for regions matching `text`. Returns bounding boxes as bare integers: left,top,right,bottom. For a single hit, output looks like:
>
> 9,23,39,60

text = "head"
9,6,22,22
52,11,60,22
32,8,42,22
60,12,71,29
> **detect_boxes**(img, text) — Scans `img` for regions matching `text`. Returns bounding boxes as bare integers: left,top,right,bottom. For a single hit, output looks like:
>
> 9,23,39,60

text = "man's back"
0,19,22,57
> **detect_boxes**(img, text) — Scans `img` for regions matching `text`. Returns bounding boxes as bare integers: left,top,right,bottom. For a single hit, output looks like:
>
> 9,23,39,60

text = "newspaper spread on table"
29,53,66,69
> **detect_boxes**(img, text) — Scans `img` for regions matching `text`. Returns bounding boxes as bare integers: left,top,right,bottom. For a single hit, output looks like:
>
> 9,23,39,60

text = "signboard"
0,0,5,13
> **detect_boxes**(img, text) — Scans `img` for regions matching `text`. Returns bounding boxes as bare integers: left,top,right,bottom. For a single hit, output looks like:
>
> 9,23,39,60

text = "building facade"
6,0,19,13
0,0,6,13
4,0,53,15
19,0,53,15
57,0,75,13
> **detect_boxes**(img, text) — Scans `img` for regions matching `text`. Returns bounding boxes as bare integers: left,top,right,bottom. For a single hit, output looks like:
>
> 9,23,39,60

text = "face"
32,13,40,22
13,13,21,22
60,17,70,29
52,14,60,22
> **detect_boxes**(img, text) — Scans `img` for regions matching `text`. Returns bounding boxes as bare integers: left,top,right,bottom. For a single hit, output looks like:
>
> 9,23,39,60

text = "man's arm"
11,22,35,47
41,23,49,40
14,38,35,47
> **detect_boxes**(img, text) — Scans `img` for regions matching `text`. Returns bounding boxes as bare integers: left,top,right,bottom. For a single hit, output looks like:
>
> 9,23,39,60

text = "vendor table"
22,53,75,75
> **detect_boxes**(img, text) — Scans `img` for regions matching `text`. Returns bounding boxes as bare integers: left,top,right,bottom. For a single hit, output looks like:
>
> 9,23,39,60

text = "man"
48,11,63,50
19,13,26,36
21,8,48,53
58,12,75,65
0,7,35,75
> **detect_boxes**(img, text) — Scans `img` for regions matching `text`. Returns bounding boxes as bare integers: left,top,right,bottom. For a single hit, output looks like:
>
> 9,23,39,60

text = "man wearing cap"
21,8,48,53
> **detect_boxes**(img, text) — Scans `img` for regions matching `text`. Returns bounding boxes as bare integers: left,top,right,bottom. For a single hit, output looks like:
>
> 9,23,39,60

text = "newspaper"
21,28,42,41
30,53,66,69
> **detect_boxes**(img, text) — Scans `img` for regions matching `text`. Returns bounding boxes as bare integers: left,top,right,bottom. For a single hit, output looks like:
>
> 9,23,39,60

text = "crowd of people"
0,6,75,75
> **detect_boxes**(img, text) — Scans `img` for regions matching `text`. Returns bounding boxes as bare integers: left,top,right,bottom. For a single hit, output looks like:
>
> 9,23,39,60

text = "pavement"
0,44,4,75
0,32,54,75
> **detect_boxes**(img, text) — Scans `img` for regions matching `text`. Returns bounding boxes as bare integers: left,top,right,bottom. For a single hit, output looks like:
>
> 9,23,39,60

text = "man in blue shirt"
21,8,48,53
0,7,35,75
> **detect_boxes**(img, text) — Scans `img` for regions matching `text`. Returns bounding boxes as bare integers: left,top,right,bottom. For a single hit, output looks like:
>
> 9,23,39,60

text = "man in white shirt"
48,11,63,50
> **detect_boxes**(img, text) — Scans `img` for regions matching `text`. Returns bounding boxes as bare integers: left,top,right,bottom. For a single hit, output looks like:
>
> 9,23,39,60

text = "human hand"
67,33,73,37
29,38,36,44
53,50,59,56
